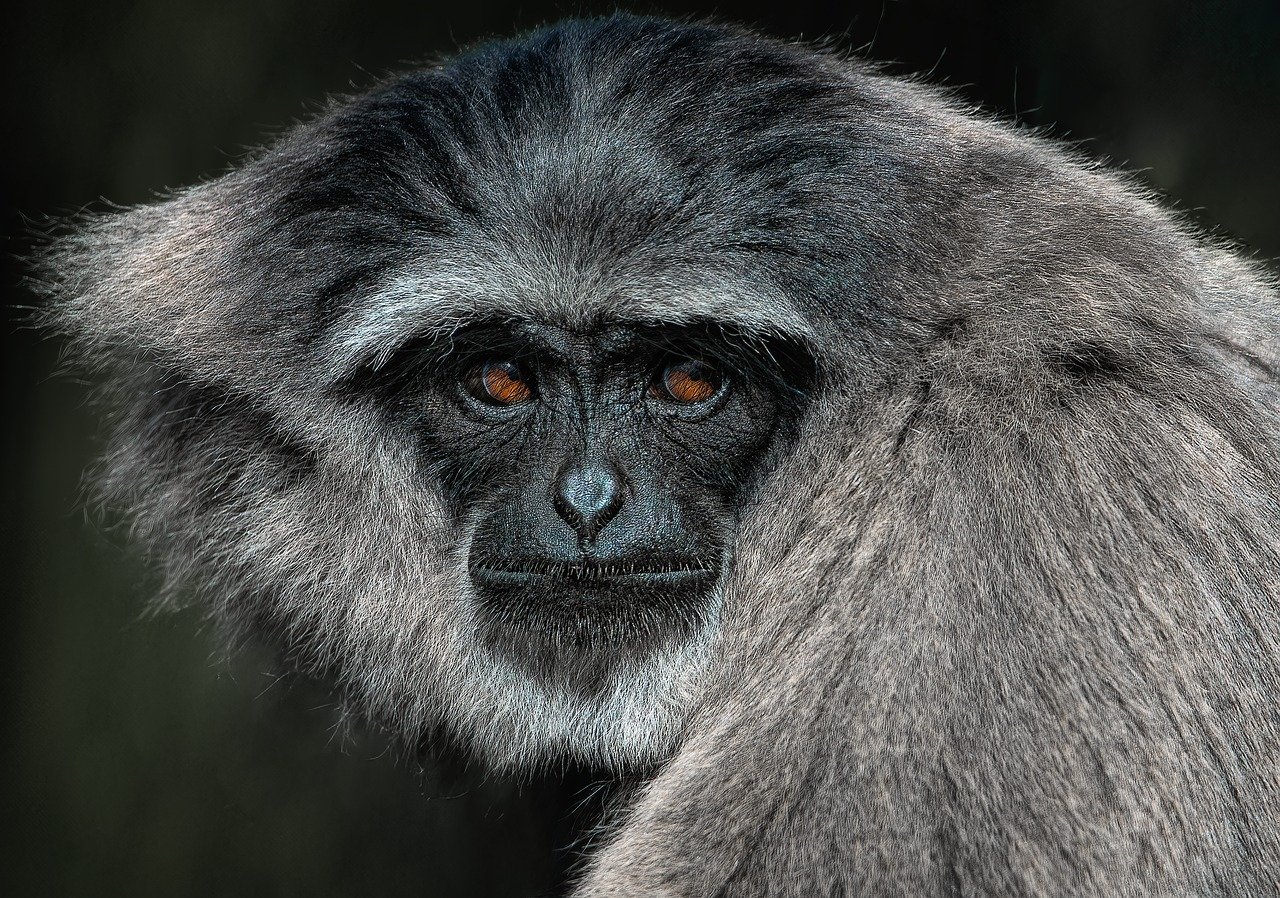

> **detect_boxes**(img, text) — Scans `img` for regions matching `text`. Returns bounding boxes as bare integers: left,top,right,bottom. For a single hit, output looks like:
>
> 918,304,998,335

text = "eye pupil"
658,360,720,404
468,360,533,405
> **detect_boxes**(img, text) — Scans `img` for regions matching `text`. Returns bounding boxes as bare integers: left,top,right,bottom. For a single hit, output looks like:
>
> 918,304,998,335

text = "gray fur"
35,15,1280,897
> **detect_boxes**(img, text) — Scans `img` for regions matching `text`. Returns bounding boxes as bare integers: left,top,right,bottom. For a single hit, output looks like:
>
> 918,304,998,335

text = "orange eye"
651,359,723,404
466,360,534,405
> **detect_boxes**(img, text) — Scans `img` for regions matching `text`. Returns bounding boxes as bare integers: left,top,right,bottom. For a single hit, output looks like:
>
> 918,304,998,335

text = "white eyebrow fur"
326,260,817,382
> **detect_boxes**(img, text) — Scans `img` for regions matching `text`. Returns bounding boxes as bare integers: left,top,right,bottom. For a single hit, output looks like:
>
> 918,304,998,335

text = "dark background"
4,2,1277,896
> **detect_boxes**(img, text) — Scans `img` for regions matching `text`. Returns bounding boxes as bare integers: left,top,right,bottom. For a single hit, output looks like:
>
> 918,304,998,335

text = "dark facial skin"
379,319,811,694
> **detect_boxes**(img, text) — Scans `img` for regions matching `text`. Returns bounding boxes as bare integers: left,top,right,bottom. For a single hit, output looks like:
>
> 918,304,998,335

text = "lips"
469,556,715,584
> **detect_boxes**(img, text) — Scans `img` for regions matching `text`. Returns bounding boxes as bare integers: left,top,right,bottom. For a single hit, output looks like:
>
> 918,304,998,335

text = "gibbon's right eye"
463,360,535,406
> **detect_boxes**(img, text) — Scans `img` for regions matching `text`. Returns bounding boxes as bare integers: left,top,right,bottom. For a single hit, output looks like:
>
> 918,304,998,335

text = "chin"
475,562,717,677
439,567,722,770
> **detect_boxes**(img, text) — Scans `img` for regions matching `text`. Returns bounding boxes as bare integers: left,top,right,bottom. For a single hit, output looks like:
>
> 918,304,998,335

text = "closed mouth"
470,557,715,584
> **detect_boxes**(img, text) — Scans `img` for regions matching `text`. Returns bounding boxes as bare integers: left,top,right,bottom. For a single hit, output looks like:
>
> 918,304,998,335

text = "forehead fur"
257,16,855,373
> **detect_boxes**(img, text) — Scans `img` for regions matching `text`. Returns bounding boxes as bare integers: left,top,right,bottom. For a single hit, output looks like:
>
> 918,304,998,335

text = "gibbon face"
361,317,811,698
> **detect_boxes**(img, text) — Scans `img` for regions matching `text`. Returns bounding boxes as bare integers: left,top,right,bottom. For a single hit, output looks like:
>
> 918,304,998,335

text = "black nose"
554,457,625,544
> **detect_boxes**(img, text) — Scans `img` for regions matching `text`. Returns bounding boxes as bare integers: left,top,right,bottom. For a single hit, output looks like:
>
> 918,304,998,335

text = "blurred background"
4,1,1278,895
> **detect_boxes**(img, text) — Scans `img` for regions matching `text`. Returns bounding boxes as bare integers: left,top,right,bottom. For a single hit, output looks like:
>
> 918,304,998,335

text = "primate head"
40,15,849,769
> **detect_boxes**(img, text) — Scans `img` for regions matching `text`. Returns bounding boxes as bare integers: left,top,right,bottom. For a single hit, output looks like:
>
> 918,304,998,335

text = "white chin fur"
444,617,717,770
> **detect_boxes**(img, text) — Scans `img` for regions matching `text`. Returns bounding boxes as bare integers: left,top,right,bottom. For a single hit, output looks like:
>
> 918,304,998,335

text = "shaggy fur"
37,15,1280,897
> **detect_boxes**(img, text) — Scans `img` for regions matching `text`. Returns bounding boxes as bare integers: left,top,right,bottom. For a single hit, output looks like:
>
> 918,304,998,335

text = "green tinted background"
5,1,1278,895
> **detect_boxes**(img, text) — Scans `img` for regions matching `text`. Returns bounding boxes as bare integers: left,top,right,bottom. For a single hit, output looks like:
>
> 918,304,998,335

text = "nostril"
554,460,625,540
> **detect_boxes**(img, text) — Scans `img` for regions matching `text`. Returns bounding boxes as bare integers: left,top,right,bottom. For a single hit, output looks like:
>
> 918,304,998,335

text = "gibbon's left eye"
649,359,724,405
464,359,536,406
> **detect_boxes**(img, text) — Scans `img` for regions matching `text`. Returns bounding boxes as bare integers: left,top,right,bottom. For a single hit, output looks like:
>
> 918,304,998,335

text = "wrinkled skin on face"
366,319,812,696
